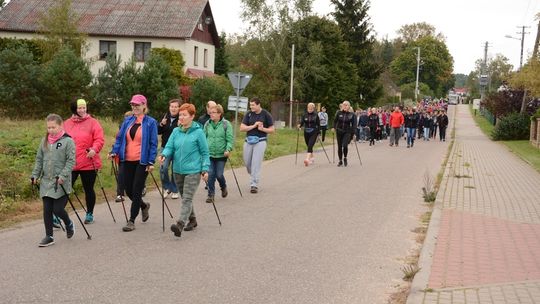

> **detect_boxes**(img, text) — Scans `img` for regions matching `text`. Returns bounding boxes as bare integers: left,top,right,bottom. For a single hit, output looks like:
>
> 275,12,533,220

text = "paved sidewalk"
408,105,540,304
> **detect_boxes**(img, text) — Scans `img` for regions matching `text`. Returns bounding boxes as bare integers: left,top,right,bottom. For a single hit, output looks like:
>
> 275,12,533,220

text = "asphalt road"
0,113,452,304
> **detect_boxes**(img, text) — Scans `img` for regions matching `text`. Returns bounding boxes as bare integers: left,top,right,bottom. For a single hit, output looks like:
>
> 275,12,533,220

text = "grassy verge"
0,117,301,228
469,105,540,172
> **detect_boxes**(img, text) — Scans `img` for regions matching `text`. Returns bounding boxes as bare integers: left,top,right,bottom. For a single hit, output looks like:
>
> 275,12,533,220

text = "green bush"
492,112,530,141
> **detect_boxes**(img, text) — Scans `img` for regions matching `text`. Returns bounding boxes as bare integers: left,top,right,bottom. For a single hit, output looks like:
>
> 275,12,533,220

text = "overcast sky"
210,0,540,75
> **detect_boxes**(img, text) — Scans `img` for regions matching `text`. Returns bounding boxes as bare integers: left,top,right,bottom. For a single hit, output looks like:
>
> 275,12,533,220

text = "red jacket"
389,111,404,128
64,115,104,171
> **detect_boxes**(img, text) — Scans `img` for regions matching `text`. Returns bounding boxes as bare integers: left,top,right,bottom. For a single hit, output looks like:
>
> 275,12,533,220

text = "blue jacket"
162,122,210,175
111,115,158,165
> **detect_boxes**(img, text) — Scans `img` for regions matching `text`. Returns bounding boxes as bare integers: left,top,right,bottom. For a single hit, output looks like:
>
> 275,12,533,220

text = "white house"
0,0,220,77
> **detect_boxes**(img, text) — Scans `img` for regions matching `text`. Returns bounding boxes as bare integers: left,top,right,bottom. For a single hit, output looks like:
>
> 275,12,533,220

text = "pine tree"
331,0,382,106
214,32,230,76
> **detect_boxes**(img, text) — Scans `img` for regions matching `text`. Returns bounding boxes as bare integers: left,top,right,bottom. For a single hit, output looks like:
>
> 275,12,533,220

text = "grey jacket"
31,134,76,199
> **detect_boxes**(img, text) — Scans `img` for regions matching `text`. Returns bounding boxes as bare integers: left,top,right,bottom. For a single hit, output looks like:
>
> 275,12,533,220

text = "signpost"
227,96,248,113
227,72,252,138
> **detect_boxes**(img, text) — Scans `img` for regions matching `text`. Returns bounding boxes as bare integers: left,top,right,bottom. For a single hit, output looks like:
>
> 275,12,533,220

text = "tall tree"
214,32,230,76
390,36,454,97
331,0,383,105
37,0,86,62
454,73,468,88
288,16,358,113
396,22,446,44
137,54,179,116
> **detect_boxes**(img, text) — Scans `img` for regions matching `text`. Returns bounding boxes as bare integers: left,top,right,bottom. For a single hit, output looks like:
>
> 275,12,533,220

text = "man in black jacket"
438,110,449,141
197,100,217,126
405,107,419,148
158,99,182,198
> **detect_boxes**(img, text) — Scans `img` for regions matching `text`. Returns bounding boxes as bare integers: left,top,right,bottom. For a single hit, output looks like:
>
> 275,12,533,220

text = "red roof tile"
0,0,212,39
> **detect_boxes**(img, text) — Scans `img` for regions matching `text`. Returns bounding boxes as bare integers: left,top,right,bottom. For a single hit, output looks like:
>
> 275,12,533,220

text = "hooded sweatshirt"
64,114,104,171
162,122,210,174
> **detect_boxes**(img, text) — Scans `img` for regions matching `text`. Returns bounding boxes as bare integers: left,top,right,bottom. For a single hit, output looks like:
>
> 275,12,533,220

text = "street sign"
228,72,252,95
473,99,481,110
479,75,489,86
227,96,248,113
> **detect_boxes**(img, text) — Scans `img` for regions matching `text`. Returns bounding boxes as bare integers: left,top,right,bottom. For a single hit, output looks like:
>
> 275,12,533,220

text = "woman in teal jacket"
203,104,234,204
31,114,76,247
160,103,210,238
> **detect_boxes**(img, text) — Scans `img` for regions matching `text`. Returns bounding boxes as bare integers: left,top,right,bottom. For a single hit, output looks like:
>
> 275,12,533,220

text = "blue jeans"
407,128,416,146
208,158,227,196
160,154,178,193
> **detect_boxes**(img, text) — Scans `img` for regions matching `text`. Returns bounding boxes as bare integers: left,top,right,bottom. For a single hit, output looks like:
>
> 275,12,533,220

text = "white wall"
0,31,216,77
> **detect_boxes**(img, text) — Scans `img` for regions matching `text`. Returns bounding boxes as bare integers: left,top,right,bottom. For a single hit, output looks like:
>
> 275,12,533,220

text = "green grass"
469,105,540,172
469,105,494,138
0,117,302,227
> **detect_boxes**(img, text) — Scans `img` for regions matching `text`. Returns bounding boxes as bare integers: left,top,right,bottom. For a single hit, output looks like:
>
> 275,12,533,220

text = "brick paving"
407,105,540,304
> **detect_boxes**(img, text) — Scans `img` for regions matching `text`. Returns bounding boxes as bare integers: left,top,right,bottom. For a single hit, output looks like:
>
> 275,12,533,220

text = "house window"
194,46,199,66
99,40,116,60
134,42,152,62
204,49,208,67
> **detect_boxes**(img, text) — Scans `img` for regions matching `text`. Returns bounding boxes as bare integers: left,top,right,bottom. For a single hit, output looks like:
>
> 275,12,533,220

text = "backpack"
204,118,228,135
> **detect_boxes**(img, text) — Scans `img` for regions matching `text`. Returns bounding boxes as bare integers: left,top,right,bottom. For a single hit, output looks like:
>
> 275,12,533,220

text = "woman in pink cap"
109,94,158,232
64,98,105,224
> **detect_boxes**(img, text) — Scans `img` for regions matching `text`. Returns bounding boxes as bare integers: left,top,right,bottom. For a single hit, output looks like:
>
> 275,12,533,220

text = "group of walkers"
31,93,450,246
31,95,275,246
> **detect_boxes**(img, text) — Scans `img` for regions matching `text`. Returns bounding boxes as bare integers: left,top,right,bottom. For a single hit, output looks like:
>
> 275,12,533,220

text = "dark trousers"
43,196,71,237
72,170,97,214
320,126,327,142
439,126,447,141
304,130,318,153
122,161,149,222
336,130,351,161
369,127,377,144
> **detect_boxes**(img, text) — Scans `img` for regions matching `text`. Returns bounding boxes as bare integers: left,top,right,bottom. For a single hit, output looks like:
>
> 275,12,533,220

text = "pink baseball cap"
130,94,147,105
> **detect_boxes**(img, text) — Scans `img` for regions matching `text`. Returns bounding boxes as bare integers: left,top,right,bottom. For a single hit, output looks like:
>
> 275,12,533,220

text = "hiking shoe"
165,190,172,198
206,195,215,204
52,216,61,229
142,202,150,222
122,220,135,232
66,220,75,239
171,192,179,199
84,213,94,224
142,187,147,197
38,236,55,247
344,158,348,167
170,221,184,237
184,217,198,231
337,161,343,167
250,186,258,194
115,195,124,203
221,187,228,198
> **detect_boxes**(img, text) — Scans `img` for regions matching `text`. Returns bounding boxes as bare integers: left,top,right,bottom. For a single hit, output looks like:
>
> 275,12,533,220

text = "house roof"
0,0,217,41
186,68,215,78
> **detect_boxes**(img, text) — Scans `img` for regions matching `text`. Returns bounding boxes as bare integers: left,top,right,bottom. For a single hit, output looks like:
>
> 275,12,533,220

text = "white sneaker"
171,192,179,199
165,190,171,198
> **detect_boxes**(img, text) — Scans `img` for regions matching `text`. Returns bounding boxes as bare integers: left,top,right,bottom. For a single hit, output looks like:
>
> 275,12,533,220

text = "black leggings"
439,126,447,141
122,161,149,222
336,130,351,161
320,126,327,142
43,196,71,237
72,170,97,213
304,130,319,153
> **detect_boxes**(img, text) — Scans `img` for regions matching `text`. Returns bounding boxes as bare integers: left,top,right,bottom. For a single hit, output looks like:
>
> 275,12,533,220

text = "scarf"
48,130,65,144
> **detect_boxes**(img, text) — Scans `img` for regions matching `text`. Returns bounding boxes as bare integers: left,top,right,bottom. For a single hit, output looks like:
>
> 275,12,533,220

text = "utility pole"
517,26,530,69
480,42,489,101
533,18,540,59
289,44,295,128
414,47,420,101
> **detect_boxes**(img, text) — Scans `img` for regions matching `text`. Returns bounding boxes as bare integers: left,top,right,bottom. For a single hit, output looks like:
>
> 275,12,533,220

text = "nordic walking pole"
57,178,92,240
353,138,363,166
317,136,331,164
32,178,65,231
332,129,335,163
149,171,173,218
295,127,300,165
204,181,222,226
228,159,243,198
88,152,116,223
72,191,87,212
111,160,128,223
149,170,166,232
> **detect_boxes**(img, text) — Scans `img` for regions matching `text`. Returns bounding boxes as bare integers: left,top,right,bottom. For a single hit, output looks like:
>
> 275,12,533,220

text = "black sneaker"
184,217,198,231
52,216,61,229
115,195,124,203
250,186,258,194
170,221,184,237
38,236,55,247
66,221,75,239
141,202,150,222
337,161,343,167
344,158,348,167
